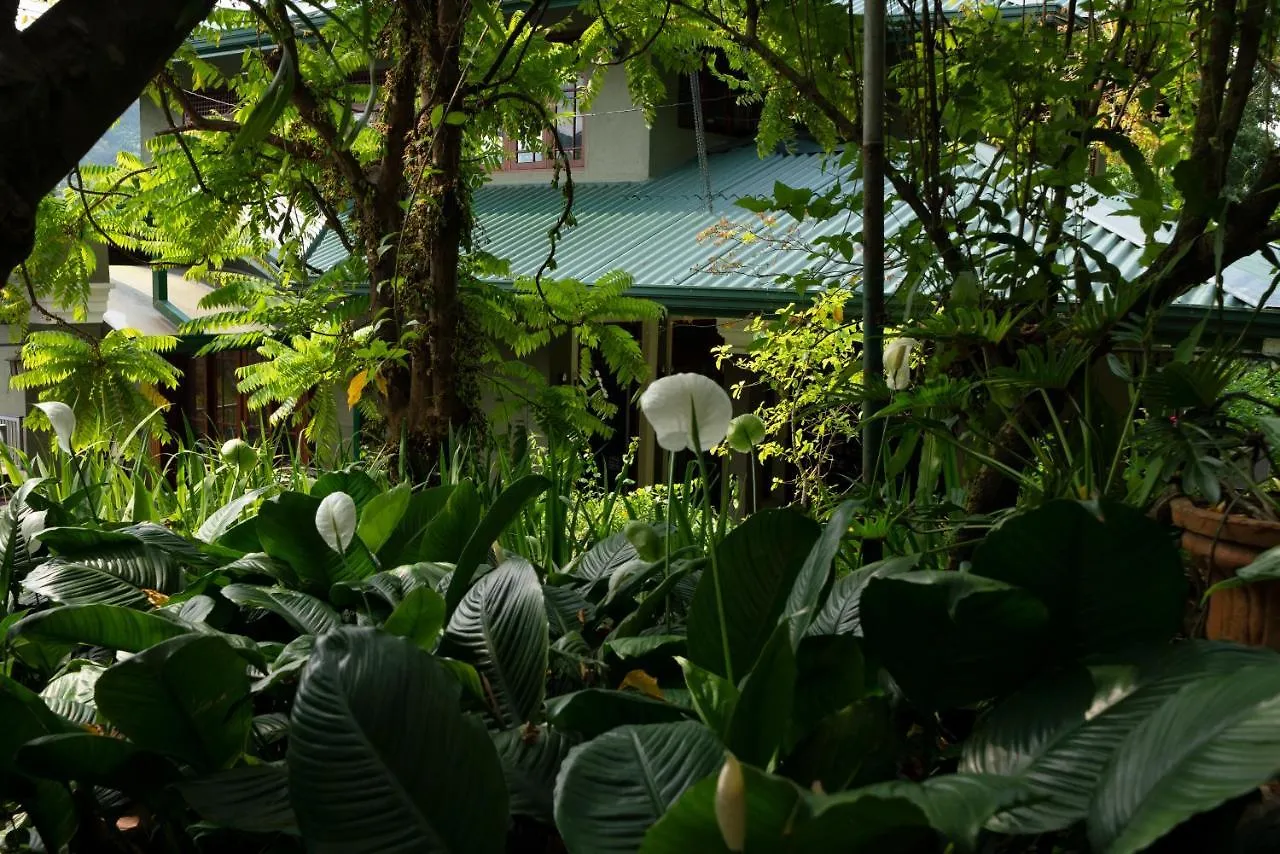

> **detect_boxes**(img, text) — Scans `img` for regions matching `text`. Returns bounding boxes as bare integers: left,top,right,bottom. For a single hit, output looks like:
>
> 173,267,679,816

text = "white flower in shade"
884,338,920,391
221,438,257,471
640,373,733,452
714,754,746,852
20,509,48,555
315,491,357,554
33,402,75,454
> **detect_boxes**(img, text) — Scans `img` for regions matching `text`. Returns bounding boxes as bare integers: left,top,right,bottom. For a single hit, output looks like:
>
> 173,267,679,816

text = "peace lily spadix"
640,373,733,452
884,337,920,391
33,401,75,454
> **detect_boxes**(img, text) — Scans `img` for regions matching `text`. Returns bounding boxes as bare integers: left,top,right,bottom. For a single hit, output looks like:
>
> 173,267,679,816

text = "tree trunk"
0,0,214,279
372,0,474,477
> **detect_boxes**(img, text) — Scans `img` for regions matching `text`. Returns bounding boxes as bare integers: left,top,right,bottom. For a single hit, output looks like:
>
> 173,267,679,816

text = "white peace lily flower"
640,373,733,452
33,401,75,454
884,338,920,391
20,509,48,555
315,491,357,554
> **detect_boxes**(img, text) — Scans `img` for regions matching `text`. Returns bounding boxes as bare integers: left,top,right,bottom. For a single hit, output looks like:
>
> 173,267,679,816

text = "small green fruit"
220,438,257,471
726,413,767,454
624,520,663,562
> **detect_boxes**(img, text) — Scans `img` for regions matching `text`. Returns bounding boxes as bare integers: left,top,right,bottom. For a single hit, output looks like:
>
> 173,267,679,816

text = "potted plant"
1142,347,1280,647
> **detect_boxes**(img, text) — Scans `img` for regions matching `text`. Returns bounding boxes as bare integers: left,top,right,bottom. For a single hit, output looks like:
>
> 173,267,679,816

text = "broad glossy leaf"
22,559,154,607
545,583,594,638
962,641,1278,835
376,484,458,567
311,469,380,508
39,662,103,726
861,571,1050,709
219,551,297,585
1088,664,1280,854
445,474,550,616
806,556,920,637
640,762,807,854
547,690,693,738
17,732,179,792
493,725,577,824
604,635,686,661
973,500,1185,657
0,672,76,776
329,563,448,611
441,558,548,727
288,627,507,853
383,586,446,651
569,532,639,584
180,764,297,834
356,483,411,554
686,508,820,680
726,624,795,767
222,583,341,635
94,634,252,772
415,480,482,565
679,656,738,738
784,500,858,642
9,603,190,651
257,491,376,587
196,487,270,544
554,721,724,854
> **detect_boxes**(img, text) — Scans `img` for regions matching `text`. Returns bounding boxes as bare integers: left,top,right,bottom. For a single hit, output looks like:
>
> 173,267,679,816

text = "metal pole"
860,0,886,487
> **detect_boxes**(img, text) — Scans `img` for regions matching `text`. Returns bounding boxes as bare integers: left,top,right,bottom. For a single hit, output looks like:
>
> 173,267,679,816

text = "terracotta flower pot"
1171,497,1280,650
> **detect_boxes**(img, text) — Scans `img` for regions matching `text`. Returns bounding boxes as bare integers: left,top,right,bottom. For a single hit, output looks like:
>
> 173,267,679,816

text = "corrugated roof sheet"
302,143,1280,318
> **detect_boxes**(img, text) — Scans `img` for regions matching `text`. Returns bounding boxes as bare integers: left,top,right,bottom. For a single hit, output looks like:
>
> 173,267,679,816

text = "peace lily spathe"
20,509,48,555
639,373,733,452
33,401,75,454
316,491,357,554
884,337,920,391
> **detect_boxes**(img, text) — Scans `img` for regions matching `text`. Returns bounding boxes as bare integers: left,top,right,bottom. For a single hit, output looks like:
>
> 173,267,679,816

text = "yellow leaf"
141,588,169,606
373,372,389,396
619,669,664,699
347,370,368,407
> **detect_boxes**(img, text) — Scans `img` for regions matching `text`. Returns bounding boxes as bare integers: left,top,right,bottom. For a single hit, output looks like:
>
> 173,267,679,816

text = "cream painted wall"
488,66,657,186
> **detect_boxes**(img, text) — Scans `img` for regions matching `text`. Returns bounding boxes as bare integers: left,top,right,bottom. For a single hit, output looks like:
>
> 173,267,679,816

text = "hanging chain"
689,70,714,214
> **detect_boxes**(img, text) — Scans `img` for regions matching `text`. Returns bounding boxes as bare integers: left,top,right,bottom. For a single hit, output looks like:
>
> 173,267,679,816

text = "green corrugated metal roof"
300,143,1280,327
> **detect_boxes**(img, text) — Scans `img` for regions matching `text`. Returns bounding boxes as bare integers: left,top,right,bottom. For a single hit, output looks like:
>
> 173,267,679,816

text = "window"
677,61,762,139
503,79,585,170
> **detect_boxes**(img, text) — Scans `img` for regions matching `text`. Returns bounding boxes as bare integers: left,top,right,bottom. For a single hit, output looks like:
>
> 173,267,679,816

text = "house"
7,0,1280,487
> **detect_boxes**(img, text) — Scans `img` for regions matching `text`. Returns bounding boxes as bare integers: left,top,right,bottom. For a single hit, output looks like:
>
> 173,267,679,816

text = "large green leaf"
94,634,252,772
790,633,866,739
21,559,154,607
1088,663,1280,854
356,483,411,554
287,627,507,853
415,480,482,564
554,720,724,854
196,487,271,544
961,641,1279,835
329,562,448,611
0,672,75,777
779,697,898,793
441,558,548,727
256,492,377,589
8,603,190,651
180,764,298,834
642,763,1024,854
493,725,577,824
0,480,44,598
806,556,920,637
861,571,1050,709
310,469,381,508
383,586,446,651
445,474,550,616
221,583,341,635
972,500,1185,657
547,690,693,738
376,484,459,567
784,500,858,642
39,661,103,725
569,532,640,589
686,508,820,681
726,623,795,767
17,732,180,793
